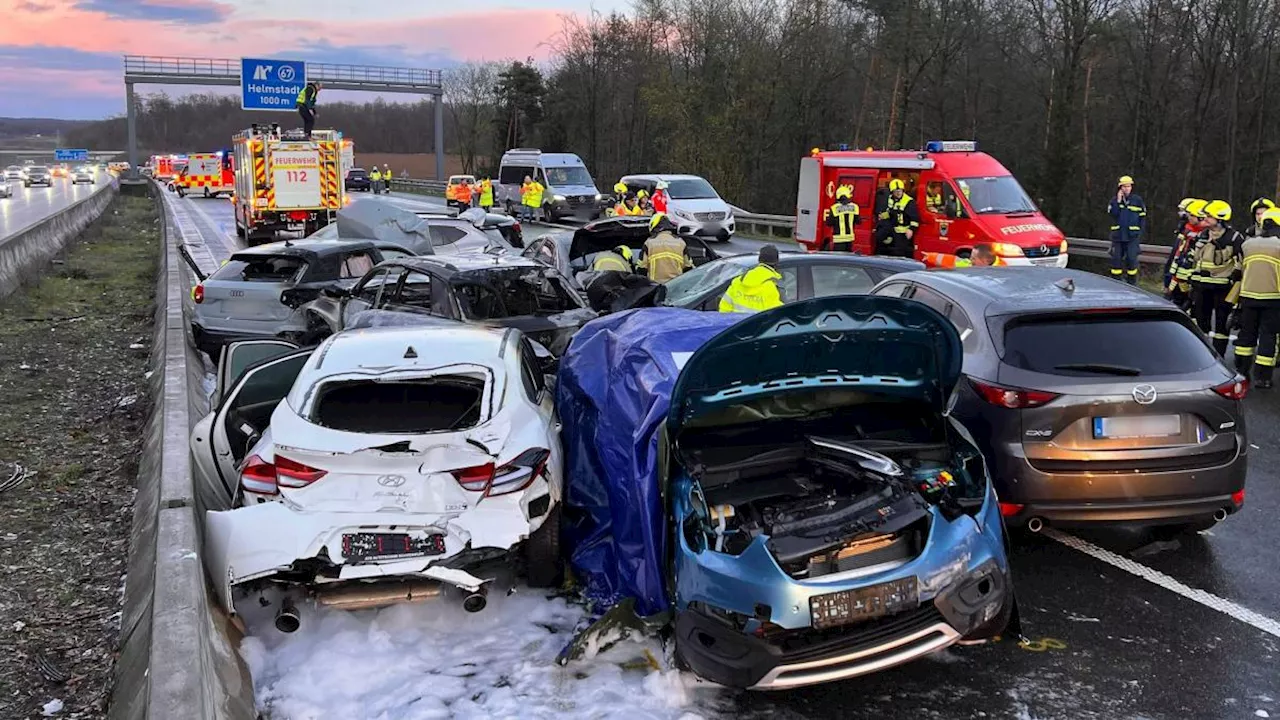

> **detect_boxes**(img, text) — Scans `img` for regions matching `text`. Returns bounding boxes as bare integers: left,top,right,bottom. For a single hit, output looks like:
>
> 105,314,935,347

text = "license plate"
1093,414,1181,439
810,576,919,630
341,532,446,562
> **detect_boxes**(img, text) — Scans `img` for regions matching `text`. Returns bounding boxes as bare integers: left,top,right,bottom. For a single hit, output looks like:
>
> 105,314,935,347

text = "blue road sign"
55,149,88,162
241,58,307,111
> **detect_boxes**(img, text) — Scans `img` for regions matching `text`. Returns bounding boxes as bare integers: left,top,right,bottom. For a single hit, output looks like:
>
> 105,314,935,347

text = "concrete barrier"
0,181,118,299
109,183,256,720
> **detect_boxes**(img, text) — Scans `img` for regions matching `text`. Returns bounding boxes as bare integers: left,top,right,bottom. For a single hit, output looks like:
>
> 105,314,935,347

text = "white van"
497,149,605,220
619,174,735,241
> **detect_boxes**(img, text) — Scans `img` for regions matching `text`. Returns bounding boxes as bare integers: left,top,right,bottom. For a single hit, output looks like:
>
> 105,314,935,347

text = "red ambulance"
794,141,1068,267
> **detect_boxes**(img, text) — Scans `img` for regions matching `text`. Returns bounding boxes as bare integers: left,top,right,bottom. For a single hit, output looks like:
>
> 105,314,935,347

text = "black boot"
1256,366,1273,389
1235,354,1254,378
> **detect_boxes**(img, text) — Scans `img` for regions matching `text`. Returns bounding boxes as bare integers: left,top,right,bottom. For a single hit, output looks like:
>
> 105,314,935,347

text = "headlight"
594,193,603,200
554,194,567,202
990,242,1026,257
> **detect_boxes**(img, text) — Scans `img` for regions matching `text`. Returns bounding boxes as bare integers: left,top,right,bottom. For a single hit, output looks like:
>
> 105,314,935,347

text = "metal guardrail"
123,55,443,92
726,206,1170,264
389,178,447,196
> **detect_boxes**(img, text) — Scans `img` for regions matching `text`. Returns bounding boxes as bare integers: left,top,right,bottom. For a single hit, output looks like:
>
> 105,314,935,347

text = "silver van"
497,149,605,221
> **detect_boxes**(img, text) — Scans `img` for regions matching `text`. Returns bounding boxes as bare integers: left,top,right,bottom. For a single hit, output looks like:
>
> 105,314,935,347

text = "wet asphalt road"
0,174,111,239
177,190,1280,720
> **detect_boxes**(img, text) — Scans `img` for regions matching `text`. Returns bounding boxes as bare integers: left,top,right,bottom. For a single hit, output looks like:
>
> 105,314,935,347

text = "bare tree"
443,62,500,174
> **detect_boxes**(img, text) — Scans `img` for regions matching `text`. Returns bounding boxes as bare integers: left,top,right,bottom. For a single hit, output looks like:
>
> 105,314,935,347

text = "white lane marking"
161,192,219,276
1044,528,1280,639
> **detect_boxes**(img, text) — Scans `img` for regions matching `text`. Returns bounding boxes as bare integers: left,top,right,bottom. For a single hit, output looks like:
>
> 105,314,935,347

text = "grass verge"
0,193,159,720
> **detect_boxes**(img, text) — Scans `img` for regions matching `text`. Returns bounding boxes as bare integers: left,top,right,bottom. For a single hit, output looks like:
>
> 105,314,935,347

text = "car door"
207,348,314,500
381,269,437,316
213,339,300,407
340,266,403,328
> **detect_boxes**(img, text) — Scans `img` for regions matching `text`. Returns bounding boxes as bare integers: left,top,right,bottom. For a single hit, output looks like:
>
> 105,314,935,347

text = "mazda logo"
377,475,406,487
1132,385,1158,405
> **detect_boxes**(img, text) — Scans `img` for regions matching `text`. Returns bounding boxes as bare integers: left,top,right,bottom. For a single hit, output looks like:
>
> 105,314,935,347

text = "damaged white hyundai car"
190,324,563,629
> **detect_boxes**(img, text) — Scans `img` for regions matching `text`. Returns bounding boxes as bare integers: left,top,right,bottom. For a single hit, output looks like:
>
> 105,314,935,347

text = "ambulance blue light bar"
925,140,978,153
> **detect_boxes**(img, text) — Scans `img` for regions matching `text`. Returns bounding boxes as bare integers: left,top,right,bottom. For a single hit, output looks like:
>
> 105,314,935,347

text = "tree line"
66,0,1280,240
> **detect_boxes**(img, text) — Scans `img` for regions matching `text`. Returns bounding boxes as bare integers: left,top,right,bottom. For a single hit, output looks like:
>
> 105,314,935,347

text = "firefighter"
1190,200,1243,355
1107,175,1146,284
1163,198,1200,294
921,243,1006,268
1233,207,1280,388
295,81,321,139
645,213,692,283
1246,197,1275,237
613,181,628,204
614,194,644,217
1171,199,1209,309
720,244,783,313
823,184,859,252
877,179,919,258
382,165,393,194
651,181,669,215
592,245,636,273
369,166,383,194
478,177,494,212
521,175,544,221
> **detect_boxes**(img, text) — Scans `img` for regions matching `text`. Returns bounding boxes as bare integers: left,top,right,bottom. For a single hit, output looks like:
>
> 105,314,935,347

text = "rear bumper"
1003,492,1244,526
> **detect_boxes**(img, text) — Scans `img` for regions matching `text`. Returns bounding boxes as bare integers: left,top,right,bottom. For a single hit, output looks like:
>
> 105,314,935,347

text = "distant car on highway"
0,182,10,199
658,251,924,311
4,165,22,181
344,167,371,192
23,166,51,187
189,239,384,360
620,174,736,241
870,267,1248,535
445,174,476,208
72,167,93,185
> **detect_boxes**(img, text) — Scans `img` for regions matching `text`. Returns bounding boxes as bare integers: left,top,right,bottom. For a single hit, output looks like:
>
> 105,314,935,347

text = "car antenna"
1054,277,1075,293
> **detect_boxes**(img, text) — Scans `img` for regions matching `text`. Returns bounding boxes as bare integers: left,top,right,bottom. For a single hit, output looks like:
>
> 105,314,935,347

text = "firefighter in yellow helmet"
1246,197,1276,237
1164,197,1201,295
1171,199,1209,309
645,213,692,283
1107,175,1146,284
876,178,919,258
823,184,860,252
720,244,784,313
1233,207,1280,388
1190,200,1243,355
592,244,637,273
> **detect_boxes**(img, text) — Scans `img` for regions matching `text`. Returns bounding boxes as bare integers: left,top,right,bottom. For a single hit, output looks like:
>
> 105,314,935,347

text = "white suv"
619,173,736,241
192,324,563,627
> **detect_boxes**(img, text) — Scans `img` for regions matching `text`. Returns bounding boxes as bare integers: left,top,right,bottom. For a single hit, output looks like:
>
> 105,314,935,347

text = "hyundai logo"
377,474,406,487
1132,385,1158,405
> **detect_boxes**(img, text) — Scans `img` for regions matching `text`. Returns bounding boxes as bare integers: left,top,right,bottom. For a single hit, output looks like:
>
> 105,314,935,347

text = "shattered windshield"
454,269,581,320
955,176,1037,214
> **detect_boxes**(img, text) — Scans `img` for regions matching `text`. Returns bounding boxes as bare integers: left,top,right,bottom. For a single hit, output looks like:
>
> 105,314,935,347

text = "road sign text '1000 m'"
241,58,307,111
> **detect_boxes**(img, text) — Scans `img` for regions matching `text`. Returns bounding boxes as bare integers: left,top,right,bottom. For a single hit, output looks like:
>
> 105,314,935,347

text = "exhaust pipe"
315,581,443,612
1213,508,1229,522
462,587,488,613
275,597,301,633
1026,517,1045,533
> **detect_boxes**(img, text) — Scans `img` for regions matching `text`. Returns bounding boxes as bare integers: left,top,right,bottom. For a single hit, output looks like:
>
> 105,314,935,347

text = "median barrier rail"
109,182,256,720
388,177,447,196
726,204,1170,264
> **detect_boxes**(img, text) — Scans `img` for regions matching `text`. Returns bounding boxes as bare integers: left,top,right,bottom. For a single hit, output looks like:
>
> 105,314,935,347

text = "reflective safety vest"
881,195,919,235
719,264,783,313
645,232,690,283
1192,228,1241,285
1239,235,1280,300
614,202,645,216
457,183,473,202
384,168,393,180
592,251,632,273
479,180,493,206
296,84,316,107
370,169,382,181
921,252,1007,268
825,202,860,244
522,181,544,208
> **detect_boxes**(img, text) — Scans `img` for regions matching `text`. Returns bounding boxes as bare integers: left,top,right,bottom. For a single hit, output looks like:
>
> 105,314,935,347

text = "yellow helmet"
835,184,853,200
649,213,666,231
1250,197,1275,215
1186,199,1208,218
1261,207,1280,230
888,178,905,192
811,147,821,156
1177,197,1199,212
615,245,634,262
1205,199,1232,221
1118,175,1135,186
613,181,627,194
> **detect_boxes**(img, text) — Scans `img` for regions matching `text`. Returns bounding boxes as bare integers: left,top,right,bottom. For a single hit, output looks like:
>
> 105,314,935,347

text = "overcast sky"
2,0,630,119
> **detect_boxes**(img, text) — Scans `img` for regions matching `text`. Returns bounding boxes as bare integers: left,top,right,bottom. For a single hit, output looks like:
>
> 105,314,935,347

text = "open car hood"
567,218,654,262
667,295,962,439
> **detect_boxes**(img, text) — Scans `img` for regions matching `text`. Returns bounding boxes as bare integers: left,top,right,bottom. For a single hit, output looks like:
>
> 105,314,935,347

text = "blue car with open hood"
557,295,1016,691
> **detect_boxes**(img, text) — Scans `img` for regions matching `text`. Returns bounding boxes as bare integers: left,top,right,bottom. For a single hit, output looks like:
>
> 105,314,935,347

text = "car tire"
523,504,563,588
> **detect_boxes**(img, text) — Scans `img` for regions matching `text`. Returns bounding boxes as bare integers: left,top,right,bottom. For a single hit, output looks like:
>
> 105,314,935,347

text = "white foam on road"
239,591,727,720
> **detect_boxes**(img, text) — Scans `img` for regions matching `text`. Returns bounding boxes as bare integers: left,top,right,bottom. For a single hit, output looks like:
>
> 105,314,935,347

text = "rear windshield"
1002,314,1219,377
312,377,484,433
454,269,579,320
213,255,307,282
348,168,367,177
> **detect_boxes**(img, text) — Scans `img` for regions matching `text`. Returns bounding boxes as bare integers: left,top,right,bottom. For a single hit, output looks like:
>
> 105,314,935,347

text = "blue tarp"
556,307,741,616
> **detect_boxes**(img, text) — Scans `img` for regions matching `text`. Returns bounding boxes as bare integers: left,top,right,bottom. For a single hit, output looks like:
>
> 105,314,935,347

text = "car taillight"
274,455,327,488
1232,489,1245,506
239,455,278,495
192,284,204,304
999,502,1025,517
512,222,522,232
489,449,551,496
969,378,1059,409
1212,377,1249,400
288,211,309,221
452,462,496,493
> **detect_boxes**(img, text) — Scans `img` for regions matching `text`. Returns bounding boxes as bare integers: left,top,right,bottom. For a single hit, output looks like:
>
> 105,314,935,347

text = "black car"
24,166,52,187
345,168,371,192
295,253,597,355
658,250,925,311
521,216,721,291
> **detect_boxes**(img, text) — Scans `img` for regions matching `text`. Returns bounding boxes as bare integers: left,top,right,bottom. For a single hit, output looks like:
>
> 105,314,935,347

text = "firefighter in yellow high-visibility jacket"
823,184,859,252
720,245,784,313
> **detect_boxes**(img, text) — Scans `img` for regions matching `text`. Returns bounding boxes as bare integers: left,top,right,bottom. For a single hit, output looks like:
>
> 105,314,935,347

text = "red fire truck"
794,141,1068,267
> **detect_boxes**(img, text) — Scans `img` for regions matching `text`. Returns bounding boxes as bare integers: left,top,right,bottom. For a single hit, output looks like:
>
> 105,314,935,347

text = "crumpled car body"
192,325,563,615
665,296,1014,690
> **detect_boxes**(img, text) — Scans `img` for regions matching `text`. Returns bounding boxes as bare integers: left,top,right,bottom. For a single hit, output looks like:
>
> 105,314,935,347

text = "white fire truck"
178,151,234,198
232,124,346,243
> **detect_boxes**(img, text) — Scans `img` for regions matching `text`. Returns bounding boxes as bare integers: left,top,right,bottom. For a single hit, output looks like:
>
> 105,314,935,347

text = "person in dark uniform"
296,81,321,139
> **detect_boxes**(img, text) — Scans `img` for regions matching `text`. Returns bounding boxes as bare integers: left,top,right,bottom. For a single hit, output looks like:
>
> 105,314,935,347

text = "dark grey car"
870,267,1248,533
